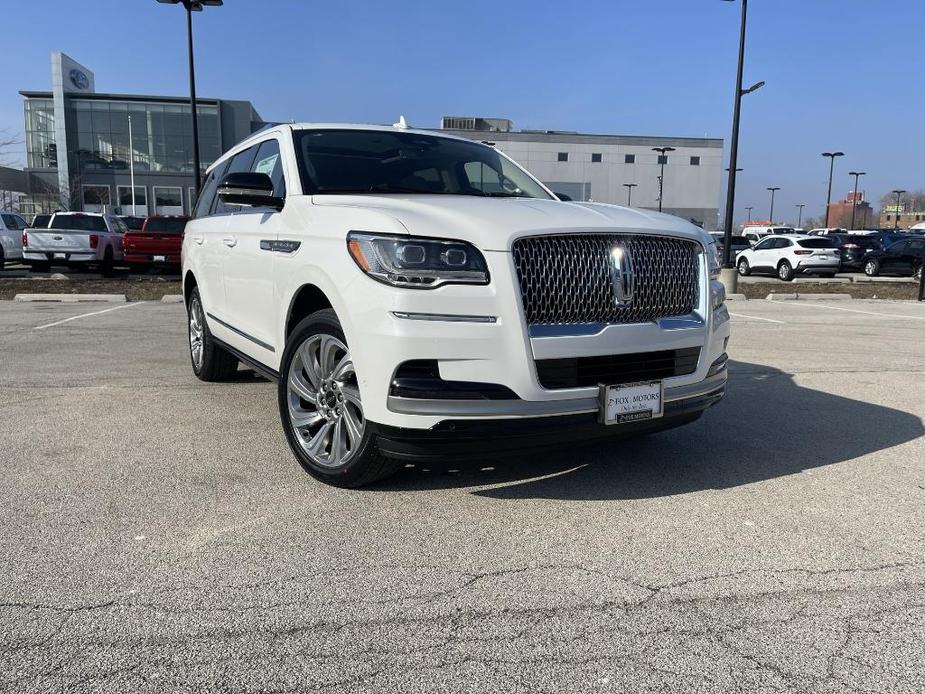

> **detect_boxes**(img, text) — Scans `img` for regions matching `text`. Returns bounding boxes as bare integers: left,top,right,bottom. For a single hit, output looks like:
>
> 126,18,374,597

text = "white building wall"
443,130,724,229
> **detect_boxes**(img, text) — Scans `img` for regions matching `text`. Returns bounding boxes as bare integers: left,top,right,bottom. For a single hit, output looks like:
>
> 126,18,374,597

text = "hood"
311,194,709,251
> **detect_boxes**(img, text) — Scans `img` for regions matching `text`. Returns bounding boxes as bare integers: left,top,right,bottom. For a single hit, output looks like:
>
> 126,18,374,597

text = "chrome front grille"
512,234,701,326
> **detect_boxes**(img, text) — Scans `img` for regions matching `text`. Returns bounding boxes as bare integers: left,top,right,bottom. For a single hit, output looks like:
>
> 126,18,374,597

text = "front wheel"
778,260,794,282
279,309,399,488
914,264,922,282
864,259,880,277
737,258,751,276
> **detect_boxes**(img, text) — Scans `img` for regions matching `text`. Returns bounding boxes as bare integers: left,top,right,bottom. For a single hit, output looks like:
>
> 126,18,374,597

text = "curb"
14,293,127,303
161,294,184,303
765,293,852,301
726,294,747,301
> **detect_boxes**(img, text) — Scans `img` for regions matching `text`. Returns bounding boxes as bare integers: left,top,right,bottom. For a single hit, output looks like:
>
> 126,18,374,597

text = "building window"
81,185,111,212
690,156,701,166
557,152,569,162
658,155,669,165
625,154,636,164
24,99,57,169
117,185,147,214
886,215,892,221
591,153,602,163
153,186,184,214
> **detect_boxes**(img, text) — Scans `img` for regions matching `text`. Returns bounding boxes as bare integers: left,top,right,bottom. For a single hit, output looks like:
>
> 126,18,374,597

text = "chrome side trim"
388,370,727,417
206,312,275,353
391,312,498,324
528,312,704,337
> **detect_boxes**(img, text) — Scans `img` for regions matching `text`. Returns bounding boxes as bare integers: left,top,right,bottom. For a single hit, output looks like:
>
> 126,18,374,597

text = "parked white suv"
736,234,841,281
0,212,29,268
182,124,730,487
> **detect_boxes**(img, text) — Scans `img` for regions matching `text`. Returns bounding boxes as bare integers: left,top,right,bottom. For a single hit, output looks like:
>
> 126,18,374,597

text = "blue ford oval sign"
69,69,90,90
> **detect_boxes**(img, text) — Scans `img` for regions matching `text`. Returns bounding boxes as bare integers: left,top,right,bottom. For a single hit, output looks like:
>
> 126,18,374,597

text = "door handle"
223,236,238,248
191,235,204,245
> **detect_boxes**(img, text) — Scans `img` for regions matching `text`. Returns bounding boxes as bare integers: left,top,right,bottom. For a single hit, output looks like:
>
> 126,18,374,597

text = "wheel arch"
285,283,334,338
183,270,198,306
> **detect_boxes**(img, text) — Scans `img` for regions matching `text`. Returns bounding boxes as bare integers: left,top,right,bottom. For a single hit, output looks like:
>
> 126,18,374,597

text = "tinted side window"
213,146,259,215
908,239,925,252
251,139,286,198
1,213,18,229
193,159,229,219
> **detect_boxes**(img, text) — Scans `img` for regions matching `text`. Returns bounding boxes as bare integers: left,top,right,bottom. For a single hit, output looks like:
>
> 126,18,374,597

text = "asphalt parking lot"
1,299,924,693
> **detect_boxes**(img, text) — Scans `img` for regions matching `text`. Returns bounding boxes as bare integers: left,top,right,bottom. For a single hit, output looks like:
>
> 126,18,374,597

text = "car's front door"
750,237,777,272
220,137,288,364
879,241,907,272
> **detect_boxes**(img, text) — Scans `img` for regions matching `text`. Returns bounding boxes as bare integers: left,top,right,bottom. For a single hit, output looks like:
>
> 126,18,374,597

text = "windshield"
292,129,553,199
50,215,107,232
798,238,837,249
144,217,187,234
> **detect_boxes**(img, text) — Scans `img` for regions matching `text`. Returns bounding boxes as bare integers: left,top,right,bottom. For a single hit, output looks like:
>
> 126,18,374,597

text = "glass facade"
69,99,220,175
25,99,56,169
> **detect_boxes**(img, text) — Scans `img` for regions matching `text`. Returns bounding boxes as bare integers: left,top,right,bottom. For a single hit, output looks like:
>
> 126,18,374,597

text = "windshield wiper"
457,191,525,198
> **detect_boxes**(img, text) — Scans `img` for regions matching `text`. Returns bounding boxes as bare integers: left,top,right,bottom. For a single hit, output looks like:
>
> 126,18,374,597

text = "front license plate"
153,255,166,262
600,381,664,425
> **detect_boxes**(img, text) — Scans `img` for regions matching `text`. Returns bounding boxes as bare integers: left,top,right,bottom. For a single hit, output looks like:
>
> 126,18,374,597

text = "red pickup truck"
123,215,188,269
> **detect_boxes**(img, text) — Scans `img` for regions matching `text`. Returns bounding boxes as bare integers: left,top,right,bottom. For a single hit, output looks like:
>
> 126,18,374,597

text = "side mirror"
217,171,284,210
555,192,573,202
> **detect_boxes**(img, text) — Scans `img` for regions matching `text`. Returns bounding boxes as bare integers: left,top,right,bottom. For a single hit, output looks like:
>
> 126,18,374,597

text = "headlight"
346,232,490,289
707,241,721,279
711,279,726,310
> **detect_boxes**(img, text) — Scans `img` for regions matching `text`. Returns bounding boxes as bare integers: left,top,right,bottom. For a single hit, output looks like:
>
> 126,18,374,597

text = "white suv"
183,124,730,487
736,234,841,281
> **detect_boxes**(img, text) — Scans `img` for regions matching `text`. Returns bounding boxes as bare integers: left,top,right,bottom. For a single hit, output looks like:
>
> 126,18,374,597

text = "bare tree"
0,129,22,167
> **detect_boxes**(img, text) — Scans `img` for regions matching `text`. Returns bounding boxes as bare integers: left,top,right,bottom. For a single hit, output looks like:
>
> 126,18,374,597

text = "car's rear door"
219,137,288,363
879,241,907,272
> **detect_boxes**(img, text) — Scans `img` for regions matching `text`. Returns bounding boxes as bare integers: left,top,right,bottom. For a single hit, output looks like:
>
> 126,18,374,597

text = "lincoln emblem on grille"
609,246,635,306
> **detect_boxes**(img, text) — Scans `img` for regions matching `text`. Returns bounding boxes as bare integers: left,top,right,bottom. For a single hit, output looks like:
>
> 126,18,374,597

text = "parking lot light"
745,206,753,223
848,172,866,231
652,147,675,212
622,183,638,207
156,0,224,192
795,204,805,228
892,189,906,229
822,152,845,228
767,187,780,223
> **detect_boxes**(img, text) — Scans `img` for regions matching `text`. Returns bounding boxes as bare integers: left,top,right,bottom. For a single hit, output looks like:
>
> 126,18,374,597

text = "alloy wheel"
287,334,364,468
189,297,204,370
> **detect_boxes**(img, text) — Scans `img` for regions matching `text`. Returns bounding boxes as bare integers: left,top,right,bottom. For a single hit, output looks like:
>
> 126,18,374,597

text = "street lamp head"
767,186,780,192
822,151,845,158
156,0,223,8
849,171,866,177
741,80,765,95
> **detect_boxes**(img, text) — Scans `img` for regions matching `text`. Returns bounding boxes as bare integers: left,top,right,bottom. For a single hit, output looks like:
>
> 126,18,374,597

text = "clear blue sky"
2,0,921,225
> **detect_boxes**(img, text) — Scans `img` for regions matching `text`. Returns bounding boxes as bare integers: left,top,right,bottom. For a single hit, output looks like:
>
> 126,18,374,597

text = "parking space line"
774,301,925,321
33,302,143,331
729,312,786,324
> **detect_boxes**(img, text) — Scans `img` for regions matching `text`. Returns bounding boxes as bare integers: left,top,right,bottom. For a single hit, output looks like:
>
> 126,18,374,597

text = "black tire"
914,264,922,282
0,247,5,270
737,258,751,276
278,309,400,488
864,259,880,277
187,287,238,381
778,260,794,282
100,247,115,278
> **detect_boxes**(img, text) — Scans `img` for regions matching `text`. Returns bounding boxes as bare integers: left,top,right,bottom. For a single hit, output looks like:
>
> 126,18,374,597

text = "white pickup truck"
23,212,126,275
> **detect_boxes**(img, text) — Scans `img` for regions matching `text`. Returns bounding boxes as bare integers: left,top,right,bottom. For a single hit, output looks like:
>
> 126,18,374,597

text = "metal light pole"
822,151,844,228
652,146,675,212
795,204,806,228
892,189,906,229
745,206,753,223
720,0,764,270
156,0,223,193
767,187,780,223
848,171,865,231
622,183,637,207
128,115,136,215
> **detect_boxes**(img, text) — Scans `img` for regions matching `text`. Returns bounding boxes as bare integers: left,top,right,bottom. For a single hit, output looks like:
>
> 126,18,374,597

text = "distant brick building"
878,208,925,230
827,191,873,230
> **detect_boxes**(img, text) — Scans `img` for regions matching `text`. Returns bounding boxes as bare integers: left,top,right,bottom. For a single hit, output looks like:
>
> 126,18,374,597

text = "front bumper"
374,369,726,462
340,248,730,430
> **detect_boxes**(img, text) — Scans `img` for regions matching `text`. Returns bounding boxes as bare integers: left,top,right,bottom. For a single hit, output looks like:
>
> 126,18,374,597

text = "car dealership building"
19,52,263,216
440,116,724,229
